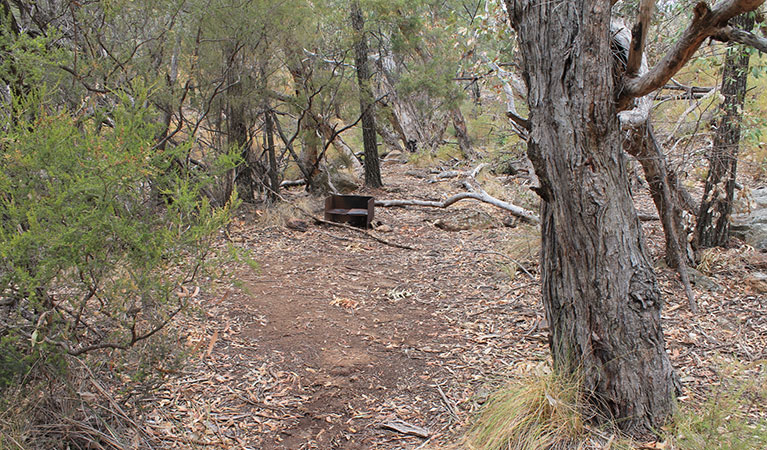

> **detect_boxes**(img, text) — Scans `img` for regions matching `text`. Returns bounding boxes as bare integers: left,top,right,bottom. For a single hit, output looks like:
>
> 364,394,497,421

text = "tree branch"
618,0,764,110
713,25,767,53
626,0,655,76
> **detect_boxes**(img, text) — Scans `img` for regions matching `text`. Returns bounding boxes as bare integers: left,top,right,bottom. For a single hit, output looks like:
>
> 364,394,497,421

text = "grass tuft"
463,370,600,450
253,197,313,229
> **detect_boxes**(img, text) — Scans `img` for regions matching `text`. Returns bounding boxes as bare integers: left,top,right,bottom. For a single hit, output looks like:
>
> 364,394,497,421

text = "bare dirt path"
148,161,767,449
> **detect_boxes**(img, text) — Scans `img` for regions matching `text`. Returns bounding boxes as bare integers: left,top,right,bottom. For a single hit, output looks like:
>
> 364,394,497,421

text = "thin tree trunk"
351,0,382,188
226,44,254,201
624,120,695,268
284,46,326,193
450,107,475,159
696,13,754,248
265,108,279,202
506,0,674,434
258,60,279,202
624,120,698,312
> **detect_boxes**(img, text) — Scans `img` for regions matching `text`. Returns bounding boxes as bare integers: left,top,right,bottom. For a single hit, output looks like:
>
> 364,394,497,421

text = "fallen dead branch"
377,192,539,225
428,163,489,183
310,215,416,250
436,384,460,420
378,164,540,224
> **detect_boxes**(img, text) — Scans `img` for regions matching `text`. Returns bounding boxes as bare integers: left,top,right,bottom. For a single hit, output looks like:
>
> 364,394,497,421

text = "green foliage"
0,86,236,376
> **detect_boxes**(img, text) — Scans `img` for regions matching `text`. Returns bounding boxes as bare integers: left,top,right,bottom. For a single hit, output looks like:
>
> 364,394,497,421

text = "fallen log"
376,191,540,225
378,163,540,225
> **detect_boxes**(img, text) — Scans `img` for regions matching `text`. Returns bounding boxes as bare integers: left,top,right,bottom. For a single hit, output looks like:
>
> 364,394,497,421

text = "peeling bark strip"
506,0,674,434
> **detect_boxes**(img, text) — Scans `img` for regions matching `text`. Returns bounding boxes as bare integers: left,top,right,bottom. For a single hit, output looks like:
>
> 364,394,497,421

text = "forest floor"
144,159,767,449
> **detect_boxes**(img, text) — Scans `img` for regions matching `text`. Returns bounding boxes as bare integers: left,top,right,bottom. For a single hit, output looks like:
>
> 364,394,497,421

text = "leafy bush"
0,89,236,386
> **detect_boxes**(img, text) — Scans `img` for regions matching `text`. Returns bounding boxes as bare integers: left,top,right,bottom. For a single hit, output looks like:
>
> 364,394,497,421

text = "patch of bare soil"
145,161,766,449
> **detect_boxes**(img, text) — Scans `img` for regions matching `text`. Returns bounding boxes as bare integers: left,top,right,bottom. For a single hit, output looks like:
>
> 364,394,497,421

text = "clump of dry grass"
498,225,541,265
0,356,159,450
462,370,613,450
252,196,315,229
666,360,767,450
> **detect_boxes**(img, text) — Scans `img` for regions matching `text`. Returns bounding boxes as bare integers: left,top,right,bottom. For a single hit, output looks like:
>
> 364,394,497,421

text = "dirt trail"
152,161,767,449
152,162,546,449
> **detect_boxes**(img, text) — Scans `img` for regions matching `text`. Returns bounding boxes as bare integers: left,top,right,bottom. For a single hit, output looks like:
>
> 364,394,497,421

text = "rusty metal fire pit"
324,194,375,228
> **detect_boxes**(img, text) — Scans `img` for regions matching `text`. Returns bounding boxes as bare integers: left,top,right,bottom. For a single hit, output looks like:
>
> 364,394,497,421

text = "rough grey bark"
506,0,674,434
696,13,754,248
450,107,475,159
351,1,382,188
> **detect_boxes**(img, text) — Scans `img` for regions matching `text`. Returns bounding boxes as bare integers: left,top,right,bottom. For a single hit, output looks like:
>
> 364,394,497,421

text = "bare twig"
473,249,535,280
436,384,460,420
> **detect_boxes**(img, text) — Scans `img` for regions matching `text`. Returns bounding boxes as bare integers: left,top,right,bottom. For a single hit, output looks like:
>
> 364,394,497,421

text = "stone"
730,187,767,250
286,219,309,232
687,267,722,292
383,150,405,162
329,170,359,194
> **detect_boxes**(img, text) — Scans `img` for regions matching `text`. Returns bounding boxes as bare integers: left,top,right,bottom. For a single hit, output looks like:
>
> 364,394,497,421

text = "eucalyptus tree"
354,0,472,156
504,0,765,435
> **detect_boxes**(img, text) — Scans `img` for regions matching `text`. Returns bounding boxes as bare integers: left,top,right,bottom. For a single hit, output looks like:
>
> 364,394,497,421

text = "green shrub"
0,88,236,384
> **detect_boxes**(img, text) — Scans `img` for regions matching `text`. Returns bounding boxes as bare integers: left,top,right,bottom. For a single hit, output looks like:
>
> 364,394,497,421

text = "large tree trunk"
350,0,382,188
695,14,754,248
375,49,427,152
506,0,674,434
